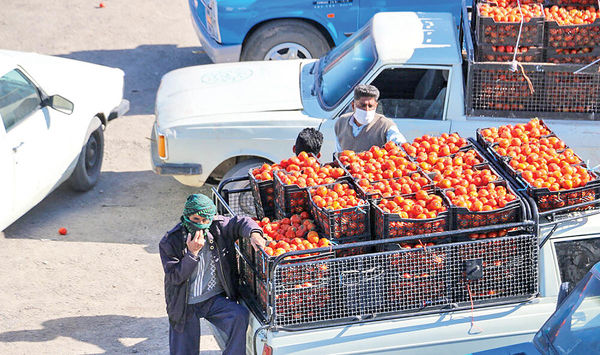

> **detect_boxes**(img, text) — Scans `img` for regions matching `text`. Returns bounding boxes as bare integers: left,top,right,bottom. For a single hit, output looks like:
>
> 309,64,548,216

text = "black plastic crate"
274,171,311,219
544,47,600,64
476,45,543,62
445,180,525,230
308,182,371,240
372,192,451,240
527,175,600,212
545,18,600,49
453,234,538,303
249,171,276,219
475,3,545,46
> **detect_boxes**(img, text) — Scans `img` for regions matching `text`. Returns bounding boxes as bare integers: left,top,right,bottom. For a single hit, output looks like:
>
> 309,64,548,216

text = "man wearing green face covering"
159,193,265,355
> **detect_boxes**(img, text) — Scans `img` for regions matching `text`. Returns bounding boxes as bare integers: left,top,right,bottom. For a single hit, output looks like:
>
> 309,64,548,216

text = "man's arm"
159,232,200,286
221,216,265,249
386,124,407,144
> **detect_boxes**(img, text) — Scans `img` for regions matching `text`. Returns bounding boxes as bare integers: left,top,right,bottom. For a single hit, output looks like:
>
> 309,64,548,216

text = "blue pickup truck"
189,0,461,62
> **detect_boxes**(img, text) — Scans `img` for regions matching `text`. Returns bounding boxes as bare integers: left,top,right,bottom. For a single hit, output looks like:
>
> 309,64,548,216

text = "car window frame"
365,63,452,121
0,67,43,133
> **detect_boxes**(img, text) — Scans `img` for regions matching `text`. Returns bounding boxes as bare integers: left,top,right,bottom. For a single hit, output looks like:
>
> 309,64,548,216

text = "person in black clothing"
159,193,265,355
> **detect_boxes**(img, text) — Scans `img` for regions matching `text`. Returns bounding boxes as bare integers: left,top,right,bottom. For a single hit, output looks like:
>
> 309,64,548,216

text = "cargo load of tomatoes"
478,118,600,212
336,142,417,182
308,181,371,239
475,2,545,46
544,5,600,48
355,172,433,200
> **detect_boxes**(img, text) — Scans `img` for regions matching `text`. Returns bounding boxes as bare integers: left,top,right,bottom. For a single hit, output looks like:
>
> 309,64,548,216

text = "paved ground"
0,0,222,353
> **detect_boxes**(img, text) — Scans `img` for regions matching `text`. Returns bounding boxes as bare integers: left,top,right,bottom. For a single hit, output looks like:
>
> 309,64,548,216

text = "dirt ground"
0,0,222,353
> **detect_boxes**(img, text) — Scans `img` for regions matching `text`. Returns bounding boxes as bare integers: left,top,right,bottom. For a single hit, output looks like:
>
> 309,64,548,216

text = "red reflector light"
262,344,273,355
327,13,335,18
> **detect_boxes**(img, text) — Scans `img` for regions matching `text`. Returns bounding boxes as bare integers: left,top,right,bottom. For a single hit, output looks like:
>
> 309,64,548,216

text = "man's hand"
250,232,266,251
186,230,205,256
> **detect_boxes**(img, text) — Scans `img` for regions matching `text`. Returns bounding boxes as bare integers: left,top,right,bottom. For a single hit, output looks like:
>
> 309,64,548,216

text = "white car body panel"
0,50,126,231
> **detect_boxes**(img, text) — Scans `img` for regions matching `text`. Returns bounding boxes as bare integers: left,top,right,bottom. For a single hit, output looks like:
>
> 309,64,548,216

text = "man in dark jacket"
159,194,265,355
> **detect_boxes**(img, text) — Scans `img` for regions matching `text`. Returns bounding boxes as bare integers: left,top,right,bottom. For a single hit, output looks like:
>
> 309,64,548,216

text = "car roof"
371,12,461,66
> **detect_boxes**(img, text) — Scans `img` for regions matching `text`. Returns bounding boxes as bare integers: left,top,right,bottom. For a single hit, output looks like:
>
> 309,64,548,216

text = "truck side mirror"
556,282,570,310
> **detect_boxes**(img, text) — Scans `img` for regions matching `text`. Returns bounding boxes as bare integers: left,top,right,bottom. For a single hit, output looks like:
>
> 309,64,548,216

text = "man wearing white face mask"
334,84,406,152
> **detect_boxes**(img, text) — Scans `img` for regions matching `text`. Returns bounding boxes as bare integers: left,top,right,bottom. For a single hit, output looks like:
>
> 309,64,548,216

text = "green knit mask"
181,194,217,233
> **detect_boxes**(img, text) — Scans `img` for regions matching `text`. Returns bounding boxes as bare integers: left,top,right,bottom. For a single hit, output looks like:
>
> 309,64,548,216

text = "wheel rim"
264,43,312,60
85,133,99,173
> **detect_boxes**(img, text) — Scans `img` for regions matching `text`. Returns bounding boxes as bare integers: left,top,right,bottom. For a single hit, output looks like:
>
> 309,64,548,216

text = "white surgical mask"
354,108,376,125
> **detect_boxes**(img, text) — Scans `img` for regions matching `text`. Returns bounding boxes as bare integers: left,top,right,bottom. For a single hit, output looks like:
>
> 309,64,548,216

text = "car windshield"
534,271,600,354
316,28,377,110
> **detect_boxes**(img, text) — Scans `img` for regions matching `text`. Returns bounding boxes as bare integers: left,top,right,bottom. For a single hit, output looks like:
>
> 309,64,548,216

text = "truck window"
554,237,600,288
371,68,448,120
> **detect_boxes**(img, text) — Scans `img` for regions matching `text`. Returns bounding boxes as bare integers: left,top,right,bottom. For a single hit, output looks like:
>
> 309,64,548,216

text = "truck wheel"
241,20,331,61
221,159,269,216
68,126,104,192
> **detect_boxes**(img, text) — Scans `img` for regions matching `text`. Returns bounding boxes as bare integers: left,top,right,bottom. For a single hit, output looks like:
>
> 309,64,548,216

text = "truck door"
358,0,462,27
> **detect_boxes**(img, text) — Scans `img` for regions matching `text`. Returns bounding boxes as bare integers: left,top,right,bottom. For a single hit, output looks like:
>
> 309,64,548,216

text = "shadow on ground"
58,45,212,115
3,171,214,251
0,314,219,354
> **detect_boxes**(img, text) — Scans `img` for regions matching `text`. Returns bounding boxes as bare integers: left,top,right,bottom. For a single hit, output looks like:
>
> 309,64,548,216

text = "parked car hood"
156,60,304,128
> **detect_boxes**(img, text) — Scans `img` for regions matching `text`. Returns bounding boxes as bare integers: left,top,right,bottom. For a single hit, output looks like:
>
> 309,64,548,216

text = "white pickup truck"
151,9,600,189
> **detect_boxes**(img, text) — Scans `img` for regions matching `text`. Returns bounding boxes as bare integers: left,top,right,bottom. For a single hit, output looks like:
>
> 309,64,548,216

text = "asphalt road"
0,0,222,353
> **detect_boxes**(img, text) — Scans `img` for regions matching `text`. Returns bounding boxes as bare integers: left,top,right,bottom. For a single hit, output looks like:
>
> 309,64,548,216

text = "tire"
68,126,104,192
241,20,331,61
221,159,269,216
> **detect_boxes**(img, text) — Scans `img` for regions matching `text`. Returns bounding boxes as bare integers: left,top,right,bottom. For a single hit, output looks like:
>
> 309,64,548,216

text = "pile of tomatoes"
337,142,418,182
356,172,431,198
275,164,346,188
433,165,500,190
309,183,363,210
545,6,600,48
252,151,318,181
256,214,331,258
481,118,595,191
478,3,544,23
446,183,517,211
377,191,447,219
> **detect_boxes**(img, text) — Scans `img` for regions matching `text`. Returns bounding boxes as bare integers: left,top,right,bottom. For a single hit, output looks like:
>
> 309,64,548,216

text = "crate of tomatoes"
544,47,600,64
308,180,371,240
544,6,600,48
475,2,545,46
249,165,277,219
372,190,451,239
444,180,524,229
273,160,347,219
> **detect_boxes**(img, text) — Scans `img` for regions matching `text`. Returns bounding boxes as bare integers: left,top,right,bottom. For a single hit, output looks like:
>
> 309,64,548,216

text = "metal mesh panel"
271,245,453,327
467,62,600,119
453,235,538,302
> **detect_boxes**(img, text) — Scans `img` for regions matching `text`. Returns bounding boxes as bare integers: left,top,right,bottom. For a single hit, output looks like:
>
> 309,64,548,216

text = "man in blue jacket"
159,194,265,355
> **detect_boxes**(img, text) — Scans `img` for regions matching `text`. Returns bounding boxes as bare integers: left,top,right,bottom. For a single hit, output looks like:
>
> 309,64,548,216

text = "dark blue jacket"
159,215,261,332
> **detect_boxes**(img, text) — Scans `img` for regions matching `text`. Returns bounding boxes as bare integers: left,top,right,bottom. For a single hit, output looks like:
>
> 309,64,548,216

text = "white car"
0,50,128,231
